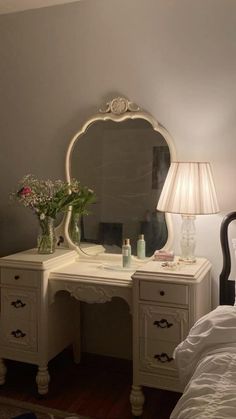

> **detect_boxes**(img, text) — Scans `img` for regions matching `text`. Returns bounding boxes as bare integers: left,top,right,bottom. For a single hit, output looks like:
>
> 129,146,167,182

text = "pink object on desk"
153,249,174,261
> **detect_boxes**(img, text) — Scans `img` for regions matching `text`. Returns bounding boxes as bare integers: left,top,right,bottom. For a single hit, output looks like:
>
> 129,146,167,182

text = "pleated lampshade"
157,162,219,215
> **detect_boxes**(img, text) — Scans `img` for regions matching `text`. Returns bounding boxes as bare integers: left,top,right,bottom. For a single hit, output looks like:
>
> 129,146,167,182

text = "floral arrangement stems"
69,211,81,246
10,175,96,254
37,216,55,254
68,180,96,246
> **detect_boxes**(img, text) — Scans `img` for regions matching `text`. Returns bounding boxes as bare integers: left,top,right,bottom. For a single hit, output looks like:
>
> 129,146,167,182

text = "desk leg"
72,300,81,364
0,358,6,384
130,384,145,416
36,365,50,395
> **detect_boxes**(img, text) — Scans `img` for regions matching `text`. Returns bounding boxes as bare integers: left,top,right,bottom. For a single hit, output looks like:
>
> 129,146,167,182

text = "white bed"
170,305,236,419
170,211,236,419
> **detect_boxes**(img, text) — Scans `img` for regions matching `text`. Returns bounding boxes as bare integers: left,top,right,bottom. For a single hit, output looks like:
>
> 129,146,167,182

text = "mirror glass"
70,118,171,256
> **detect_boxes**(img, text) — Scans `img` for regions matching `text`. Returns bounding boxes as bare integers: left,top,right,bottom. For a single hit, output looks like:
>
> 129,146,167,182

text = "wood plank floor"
0,348,181,418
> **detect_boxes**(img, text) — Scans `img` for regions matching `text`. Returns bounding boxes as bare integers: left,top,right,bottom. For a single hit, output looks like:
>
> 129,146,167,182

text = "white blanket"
170,305,236,419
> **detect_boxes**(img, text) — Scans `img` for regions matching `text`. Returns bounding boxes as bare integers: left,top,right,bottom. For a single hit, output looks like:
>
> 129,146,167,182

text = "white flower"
40,213,46,220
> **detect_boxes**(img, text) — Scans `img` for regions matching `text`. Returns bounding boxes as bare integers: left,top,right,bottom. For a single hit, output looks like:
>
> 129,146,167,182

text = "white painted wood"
131,257,212,416
1,268,40,287
0,248,134,394
129,385,145,417
47,292,76,361
139,281,189,305
49,257,134,309
0,249,77,394
139,305,188,342
36,365,50,395
0,248,76,270
1,288,38,351
0,248,211,416
55,96,177,256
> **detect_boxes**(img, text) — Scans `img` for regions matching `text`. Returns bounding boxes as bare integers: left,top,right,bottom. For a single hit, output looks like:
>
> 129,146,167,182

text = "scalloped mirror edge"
55,96,176,258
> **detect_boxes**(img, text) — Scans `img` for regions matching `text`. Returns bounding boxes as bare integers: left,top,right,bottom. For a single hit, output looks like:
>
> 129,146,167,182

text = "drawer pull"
11,299,26,309
154,352,173,363
11,329,26,338
14,275,20,280
153,319,173,329
159,290,165,296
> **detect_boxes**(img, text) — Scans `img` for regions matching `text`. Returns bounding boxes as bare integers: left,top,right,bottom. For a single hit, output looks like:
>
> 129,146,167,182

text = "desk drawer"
1,268,40,288
0,288,38,351
0,320,37,351
140,281,188,305
140,304,188,342
139,338,177,375
1,288,37,321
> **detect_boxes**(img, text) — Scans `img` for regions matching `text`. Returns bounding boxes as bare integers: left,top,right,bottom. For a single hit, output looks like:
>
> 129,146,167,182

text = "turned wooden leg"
130,384,145,416
36,365,50,395
0,358,7,385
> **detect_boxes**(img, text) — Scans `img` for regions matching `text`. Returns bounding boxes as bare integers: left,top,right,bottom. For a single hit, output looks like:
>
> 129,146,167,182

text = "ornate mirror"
60,97,176,257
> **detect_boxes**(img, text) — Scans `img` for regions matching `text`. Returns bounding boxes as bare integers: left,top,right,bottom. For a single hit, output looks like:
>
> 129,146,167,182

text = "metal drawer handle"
159,290,165,296
11,299,26,309
153,319,173,329
11,329,26,338
154,352,173,363
14,275,20,280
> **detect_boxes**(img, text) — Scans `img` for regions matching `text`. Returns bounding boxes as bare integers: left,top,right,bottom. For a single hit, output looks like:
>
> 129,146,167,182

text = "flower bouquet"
11,175,95,253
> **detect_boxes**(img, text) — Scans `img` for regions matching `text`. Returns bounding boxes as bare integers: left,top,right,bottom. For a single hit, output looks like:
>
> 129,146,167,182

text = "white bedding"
170,306,236,419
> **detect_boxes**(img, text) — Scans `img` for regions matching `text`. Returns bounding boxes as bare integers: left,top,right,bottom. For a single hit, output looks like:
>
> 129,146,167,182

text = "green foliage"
10,175,96,219
69,179,96,215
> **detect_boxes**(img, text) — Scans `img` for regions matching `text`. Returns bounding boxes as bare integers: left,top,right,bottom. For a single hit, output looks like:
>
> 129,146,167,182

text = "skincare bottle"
137,234,146,259
122,238,131,268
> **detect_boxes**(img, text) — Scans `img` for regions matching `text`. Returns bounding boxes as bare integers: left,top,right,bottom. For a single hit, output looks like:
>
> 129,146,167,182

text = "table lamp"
157,161,219,263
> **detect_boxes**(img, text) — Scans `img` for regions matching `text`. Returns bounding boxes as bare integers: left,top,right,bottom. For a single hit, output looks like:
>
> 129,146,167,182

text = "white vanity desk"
0,96,212,415
0,247,211,416
0,248,135,394
49,252,134,308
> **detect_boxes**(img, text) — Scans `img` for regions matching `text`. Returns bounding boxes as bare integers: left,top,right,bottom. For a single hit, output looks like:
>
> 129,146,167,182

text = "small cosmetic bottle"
122,238,131,268
137,234,146,259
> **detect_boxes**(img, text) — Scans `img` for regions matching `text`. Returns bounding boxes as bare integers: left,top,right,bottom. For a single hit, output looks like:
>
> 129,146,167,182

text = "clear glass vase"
37,216,56,254
69,211,81,246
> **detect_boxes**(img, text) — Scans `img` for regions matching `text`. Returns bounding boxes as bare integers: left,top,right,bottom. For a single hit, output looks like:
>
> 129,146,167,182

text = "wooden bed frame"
220,211,236,305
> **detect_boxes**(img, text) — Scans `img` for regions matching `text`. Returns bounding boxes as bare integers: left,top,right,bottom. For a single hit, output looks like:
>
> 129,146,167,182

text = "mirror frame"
58,97,176,256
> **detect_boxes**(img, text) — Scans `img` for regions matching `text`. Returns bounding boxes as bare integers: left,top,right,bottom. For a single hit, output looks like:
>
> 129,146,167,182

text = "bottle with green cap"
122,238,131,268
137,234,146,259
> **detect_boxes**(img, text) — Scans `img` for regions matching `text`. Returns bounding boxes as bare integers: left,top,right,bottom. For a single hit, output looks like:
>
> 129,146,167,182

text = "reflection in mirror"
70,119,170,256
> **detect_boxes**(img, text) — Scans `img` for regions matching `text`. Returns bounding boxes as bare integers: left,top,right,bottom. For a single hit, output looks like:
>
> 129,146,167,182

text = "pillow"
174,305,236,386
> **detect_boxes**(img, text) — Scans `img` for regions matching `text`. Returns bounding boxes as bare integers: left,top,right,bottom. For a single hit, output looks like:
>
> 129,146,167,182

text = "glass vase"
69,211,81,246
37,216,56,254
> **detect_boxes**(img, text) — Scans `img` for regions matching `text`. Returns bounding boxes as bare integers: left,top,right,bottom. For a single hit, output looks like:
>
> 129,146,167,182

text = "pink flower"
18,186,32,196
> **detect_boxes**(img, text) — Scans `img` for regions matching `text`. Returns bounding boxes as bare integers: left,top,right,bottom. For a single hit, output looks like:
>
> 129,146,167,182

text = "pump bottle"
137,234,146,259
122,238,131,268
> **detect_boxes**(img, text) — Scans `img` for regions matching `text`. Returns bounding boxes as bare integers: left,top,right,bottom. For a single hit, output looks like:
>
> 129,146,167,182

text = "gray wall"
1,0,236,359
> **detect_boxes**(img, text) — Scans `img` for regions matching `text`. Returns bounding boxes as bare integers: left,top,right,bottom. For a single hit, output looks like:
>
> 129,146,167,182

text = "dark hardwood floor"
0,348,181,419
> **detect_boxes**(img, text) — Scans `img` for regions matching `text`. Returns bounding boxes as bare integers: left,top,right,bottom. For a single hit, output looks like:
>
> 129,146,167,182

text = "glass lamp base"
180,215,196,263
